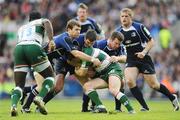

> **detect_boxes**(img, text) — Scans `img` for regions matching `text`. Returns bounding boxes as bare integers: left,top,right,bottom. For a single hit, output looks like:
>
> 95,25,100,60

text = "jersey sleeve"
64,37,78,52
93,39,106,49
88,18,102,34
54,36,78,52
140,24,152,42
115,26,122,32
81,47,93,67
73,34,85,50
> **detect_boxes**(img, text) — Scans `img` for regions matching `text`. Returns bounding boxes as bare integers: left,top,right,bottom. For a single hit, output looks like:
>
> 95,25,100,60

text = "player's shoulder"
54,32,68,40
18,24,26,31
78,34,85,39
115,26,123,32
75,34,85,43
87,17,97,23
29,18,44,26
95,39,107,48
96,39,107,45
132,21,144,28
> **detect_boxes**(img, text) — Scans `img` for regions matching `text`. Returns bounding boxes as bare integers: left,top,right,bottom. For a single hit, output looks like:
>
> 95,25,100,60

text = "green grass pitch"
0,99,179,120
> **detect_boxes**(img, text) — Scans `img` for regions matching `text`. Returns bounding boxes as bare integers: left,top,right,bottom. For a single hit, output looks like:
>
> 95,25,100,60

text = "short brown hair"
111,31,124,42
78,3,88,10
120,8,134,18
85,30,97,42
66,19,81,30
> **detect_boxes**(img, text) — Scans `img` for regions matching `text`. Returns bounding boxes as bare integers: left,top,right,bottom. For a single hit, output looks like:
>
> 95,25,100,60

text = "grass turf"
0,99,179,120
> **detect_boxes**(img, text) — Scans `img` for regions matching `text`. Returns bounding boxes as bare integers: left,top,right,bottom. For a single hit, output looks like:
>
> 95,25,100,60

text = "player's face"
120,12,132,27
77,8,87,22
85,39,94,47
69,25,81,38
109,38,121,50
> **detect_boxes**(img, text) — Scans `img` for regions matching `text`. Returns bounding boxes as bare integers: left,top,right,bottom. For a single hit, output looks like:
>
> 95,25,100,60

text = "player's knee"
54,84,63,93
36,85,42,92
126,79,136,88
109,88,118,96
54,81,64,93
83,82,93,92
54,75,65,93
149,83,160,90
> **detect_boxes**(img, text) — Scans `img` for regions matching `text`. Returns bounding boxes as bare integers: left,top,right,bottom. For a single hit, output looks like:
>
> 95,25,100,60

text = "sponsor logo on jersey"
131,32,136,37
125,40,131,44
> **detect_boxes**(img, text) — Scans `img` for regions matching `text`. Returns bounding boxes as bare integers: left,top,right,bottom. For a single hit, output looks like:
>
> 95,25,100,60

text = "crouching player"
75,30,135,114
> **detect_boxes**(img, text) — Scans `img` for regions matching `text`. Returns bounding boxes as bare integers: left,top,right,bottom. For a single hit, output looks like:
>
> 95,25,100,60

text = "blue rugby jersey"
93,39,126,56
75,17,101,34
116,22,151,57
53,32,78,61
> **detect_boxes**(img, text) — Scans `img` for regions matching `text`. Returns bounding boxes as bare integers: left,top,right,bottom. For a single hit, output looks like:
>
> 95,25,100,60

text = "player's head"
85,29,97,47
108,31,124,50
120,8,133,27
66,19,81,38
29,11,41,21
77,3,88,22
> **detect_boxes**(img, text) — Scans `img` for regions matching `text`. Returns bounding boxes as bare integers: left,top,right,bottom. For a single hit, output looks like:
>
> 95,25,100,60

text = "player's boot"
172,94,179,111
21,108,31,113
81,109,91,112
140,107,149,112
90,105,95,111
115,109,124,112
11,105,18,117
34,96,47,115
128,110,136,114
108,109,124,114
93,105,107,113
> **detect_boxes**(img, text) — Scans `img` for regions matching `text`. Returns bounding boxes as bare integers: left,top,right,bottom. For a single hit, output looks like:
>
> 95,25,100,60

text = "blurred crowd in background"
0,0,180,99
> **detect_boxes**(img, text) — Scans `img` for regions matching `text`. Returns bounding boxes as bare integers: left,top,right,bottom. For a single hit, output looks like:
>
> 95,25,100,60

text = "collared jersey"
116,22,152,57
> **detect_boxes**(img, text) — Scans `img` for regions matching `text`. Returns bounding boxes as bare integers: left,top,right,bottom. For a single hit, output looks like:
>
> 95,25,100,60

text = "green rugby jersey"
17,18,48,46
82,47,111,72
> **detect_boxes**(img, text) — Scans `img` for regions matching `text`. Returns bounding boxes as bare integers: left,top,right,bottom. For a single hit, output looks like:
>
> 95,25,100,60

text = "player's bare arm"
135,38,154,59
43,19,55,52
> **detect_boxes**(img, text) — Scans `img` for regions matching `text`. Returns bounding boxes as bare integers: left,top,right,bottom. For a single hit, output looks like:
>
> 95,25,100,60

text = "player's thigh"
14,45,29,87
14,45,29,68
83,78,108,90
75,74,89,86
125,67,139,85
108,75,121,95
25,45,50,73
144,74,160,89
53,73,67,93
